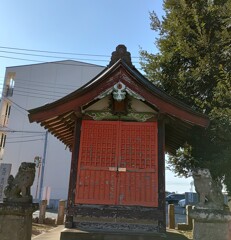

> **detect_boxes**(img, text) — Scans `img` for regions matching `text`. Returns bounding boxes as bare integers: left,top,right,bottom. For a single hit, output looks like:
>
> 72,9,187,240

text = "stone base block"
0,202,38,240
190,208,231,240
177,223,192,231
193,221,231,240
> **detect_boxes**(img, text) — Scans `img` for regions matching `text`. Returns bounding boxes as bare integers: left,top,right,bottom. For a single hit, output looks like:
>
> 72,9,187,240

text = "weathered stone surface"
168,204,175,229
38,199,47,224
0,202,38,215
192,168,224,209
177,205,193,231
190,208,231,240
193,221,230,240
60,228,166,240
67,204,164,233
4,162,36,203
0,202,38,240
57,200,66,225
0,163,12,202
190,208,231,222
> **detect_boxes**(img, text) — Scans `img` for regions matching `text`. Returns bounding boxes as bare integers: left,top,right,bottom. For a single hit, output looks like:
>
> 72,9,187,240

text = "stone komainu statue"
192,168,224,209
4,162,36,203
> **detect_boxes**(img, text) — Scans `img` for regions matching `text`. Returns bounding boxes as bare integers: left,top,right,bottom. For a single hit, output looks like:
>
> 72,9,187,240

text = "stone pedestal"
57,200,66,225
0,202,39,240
168,204,175,229
189,208,231,240
38,199,47,224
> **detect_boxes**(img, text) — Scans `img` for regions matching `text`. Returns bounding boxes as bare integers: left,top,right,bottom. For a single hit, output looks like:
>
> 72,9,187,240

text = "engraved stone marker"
0,163,11,202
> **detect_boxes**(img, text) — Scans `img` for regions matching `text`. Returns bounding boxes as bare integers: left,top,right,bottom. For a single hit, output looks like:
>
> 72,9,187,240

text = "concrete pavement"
32,225,64,240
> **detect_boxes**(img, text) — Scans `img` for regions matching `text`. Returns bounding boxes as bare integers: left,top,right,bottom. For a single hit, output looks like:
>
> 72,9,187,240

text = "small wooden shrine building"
28,45,209,233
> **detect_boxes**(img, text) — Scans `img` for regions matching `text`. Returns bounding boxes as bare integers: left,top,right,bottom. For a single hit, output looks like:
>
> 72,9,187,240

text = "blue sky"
0,1,164,73
0,0,194,193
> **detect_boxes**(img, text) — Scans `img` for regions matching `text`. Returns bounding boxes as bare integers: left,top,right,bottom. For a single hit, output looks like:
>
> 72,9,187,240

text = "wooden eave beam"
55,128,73,137
53,129,72,138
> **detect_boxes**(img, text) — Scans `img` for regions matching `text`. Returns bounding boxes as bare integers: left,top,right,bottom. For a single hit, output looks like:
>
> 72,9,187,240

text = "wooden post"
168,204,175,229
56,200,66,225
157,116,166,232
38,200,47,224
66,118,82,228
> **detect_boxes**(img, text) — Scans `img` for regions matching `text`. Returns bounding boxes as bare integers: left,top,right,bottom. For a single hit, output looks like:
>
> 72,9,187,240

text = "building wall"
0,60,105,200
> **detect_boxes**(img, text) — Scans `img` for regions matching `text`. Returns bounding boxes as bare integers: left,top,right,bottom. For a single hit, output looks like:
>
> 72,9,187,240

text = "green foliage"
141,0,231,192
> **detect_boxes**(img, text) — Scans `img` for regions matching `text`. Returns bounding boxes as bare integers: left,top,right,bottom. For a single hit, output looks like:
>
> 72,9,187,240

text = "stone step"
60,229,166,240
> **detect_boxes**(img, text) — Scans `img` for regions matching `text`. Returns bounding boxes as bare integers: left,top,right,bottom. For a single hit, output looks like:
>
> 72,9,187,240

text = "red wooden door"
75,120,158,207
118,122,158,207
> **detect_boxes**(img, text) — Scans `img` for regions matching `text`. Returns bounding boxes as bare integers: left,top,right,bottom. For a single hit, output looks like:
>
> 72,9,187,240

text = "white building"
0,60,104,206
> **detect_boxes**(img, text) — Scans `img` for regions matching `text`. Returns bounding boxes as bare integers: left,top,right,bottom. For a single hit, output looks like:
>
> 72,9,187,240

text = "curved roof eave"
28,59,209,128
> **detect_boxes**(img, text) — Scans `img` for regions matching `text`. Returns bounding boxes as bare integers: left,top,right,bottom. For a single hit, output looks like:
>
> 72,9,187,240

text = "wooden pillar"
66,118,82,228
158,115,166,232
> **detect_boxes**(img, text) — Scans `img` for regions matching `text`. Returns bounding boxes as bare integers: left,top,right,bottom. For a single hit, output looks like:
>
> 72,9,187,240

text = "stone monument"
0,163,12,202
189,168,231,240
0,162,39,240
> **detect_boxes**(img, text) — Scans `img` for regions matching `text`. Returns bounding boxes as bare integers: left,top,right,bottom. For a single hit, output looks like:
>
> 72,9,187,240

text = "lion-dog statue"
192,168,224,209
4,162,36,203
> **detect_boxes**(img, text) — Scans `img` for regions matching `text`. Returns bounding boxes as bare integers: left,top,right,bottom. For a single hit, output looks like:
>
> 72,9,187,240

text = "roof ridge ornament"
97,82,145,102
113,82,126,102
108,45,133,67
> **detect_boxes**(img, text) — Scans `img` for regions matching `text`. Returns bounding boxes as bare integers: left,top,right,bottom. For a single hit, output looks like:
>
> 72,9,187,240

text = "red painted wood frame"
75,120,158,207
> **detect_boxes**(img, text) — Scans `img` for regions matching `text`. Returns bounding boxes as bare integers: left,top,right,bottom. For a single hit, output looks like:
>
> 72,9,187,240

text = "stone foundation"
66,204,165,233
0,202,38,240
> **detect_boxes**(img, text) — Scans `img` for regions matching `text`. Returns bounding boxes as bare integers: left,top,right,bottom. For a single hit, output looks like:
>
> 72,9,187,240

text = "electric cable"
6,138,45,143
0,45,140,58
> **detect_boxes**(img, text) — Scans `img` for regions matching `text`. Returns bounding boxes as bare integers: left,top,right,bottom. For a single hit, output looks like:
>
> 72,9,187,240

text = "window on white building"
0,133,6,160
3,103,11,126
6,78,15,97
0,134,6,149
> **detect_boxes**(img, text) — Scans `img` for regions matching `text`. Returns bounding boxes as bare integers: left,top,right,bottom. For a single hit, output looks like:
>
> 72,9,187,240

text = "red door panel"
75,121,118,204
118,122,158,207
75,120,158,207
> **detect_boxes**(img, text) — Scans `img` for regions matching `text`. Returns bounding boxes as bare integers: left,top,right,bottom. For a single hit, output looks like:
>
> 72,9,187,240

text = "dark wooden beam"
157,116,166,233
66,118,82,228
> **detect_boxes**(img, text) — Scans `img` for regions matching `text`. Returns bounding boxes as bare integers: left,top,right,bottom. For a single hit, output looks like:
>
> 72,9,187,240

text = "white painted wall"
0,60,105,200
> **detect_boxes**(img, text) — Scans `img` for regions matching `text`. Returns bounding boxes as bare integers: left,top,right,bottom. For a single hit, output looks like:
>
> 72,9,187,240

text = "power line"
6,134,45,139
1,77,81,94
6,97,28,112
14,78,81,90
0,46,140,59
0,55,106,67
0,50,112,63
0,54,142,70
6,138,45,143
14,92,57,101
15,84,76,95
2,130,45,133
12,89,64,99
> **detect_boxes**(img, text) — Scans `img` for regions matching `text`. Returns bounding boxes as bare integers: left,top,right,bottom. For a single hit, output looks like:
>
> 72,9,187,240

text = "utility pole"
39,131,48,202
